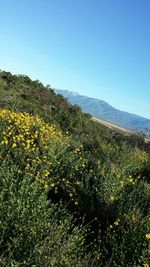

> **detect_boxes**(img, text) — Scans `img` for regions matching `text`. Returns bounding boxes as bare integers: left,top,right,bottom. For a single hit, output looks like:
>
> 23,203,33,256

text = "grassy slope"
0,70,150,266
0,70,147,148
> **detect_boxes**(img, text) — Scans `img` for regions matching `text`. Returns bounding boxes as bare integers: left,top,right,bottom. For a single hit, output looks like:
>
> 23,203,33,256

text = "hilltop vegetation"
0,71,150,266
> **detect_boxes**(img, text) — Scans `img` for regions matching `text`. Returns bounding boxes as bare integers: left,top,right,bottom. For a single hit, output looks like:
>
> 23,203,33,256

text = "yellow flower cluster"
134,150,149,163
0,109,63,152
0,109,85,207
0,109,66,190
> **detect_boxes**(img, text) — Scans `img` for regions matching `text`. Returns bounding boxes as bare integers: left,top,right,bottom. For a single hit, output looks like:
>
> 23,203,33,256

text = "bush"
0,109,91,266
96,182,150,267
0,160,91,267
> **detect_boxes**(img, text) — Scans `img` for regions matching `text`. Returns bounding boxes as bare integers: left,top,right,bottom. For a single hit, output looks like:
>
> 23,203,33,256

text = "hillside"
1,70,144,147
55,89,150,136
0,70,150,267
0,71,108,134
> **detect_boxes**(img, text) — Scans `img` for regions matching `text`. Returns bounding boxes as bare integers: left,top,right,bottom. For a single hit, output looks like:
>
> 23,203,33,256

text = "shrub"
0,158,91,266
0,109,91,266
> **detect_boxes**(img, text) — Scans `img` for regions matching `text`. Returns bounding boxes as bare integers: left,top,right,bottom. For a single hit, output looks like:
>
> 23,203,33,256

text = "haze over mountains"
55,89,150,135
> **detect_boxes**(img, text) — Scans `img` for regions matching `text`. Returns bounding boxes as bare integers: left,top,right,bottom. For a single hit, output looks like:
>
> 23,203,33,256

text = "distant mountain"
55,89,150,135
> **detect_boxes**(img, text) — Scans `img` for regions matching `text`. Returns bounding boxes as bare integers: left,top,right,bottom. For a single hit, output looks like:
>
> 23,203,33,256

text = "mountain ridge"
55,89,150,135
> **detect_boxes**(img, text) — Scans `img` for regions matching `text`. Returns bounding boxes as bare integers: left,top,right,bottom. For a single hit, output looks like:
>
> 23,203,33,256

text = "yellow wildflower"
12,143,17,148
145,233,150,239
110,195,115,201
76,181,80,186
44,184,48,189
114,218,120,226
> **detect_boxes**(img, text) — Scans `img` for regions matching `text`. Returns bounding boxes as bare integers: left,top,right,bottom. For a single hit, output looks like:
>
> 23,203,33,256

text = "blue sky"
0,0,150,119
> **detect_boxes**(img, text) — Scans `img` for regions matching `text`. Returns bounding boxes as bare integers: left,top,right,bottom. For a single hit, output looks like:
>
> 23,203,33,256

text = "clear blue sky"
0,0,150,118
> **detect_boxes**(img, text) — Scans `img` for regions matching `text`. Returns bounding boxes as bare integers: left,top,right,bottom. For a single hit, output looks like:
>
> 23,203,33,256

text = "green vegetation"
0,71,150,266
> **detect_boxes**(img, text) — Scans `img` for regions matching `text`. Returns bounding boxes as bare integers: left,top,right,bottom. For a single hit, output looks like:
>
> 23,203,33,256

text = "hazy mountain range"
55,89,150,135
